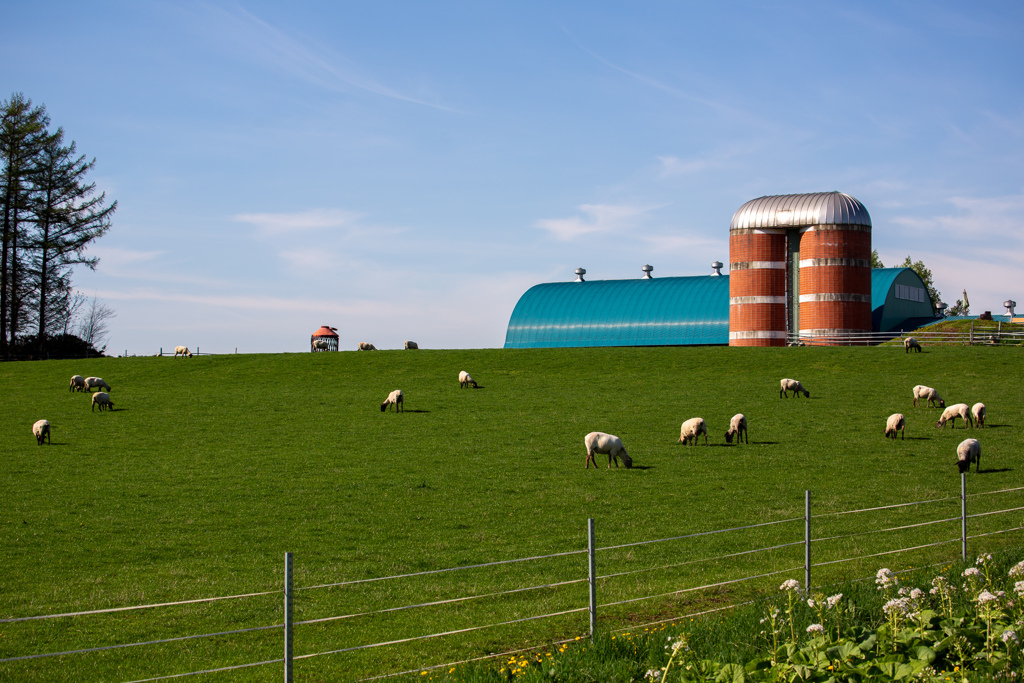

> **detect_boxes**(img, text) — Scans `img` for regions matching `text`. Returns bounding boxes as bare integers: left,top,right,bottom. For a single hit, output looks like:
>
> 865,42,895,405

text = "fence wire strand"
123,658,283,682
295,577,587,626
967,486,1024,498
812,537,960,568
598,565,804,609
967,525,1024,540
813,496,960,518
967,506,1024,519
597,540,804,581
298,549,587,592
0,624,283,663
294,607,589,661
813,516,961,544
597,517,803,552
0,590,278,624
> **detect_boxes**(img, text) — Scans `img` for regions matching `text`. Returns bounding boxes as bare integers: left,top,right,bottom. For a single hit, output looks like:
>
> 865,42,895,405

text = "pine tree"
0,93,49,351
28,128,116,350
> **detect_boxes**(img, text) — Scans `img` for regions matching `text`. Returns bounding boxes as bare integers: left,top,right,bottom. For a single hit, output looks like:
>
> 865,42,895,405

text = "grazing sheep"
404,341,418,350
33,419,50,445
956,438,981,474
458,371,478,389
311,339,330,351
885,413,906,440
780,379,809,398
679,417,708,446
912,385,944,409
380,389,404,412
972,403,986,428
724,414,747,444
358,342,377,351
584,432,633,469
936,403,972,429
904,337,922,353
69,375,85,392
91,392,114,412
174,346,193,358
84,377,111,392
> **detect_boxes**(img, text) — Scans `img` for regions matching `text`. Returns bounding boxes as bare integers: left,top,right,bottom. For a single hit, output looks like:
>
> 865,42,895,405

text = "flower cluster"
779,579,800,592
876,568,898,591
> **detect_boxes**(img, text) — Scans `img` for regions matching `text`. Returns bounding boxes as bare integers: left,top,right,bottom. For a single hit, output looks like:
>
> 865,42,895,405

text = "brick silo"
729,192,872,346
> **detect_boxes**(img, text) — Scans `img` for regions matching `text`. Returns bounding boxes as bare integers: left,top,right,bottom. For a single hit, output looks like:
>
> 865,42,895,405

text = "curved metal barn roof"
730,192,871,230
871,267,937,332
503,276,729,348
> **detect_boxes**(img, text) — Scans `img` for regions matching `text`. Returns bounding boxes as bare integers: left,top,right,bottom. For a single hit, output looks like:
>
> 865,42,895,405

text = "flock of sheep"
32,374,115,445
29,338,992,478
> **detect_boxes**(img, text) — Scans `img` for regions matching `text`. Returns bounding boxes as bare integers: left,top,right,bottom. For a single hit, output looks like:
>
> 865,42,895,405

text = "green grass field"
2,345,1022,682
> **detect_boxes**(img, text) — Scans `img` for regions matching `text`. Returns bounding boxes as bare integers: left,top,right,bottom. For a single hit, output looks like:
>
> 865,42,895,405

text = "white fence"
789,323,1024,347
2,476,1021,682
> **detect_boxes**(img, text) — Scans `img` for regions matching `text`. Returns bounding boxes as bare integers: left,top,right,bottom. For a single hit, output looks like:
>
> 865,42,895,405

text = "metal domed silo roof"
503,275,729,348
729,192,871,230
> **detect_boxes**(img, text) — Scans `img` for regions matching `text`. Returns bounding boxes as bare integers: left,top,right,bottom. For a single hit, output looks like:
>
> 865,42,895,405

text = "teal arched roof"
503,276,729,348
871,268,937,332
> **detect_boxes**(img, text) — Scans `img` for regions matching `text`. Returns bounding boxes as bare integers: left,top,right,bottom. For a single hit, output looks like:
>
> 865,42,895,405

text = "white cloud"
536,203,663,241
91,246,163,268
657,155,709,177
232,208,362,235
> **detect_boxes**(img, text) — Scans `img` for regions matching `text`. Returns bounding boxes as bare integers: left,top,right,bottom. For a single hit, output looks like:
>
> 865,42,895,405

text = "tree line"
1,92,116,358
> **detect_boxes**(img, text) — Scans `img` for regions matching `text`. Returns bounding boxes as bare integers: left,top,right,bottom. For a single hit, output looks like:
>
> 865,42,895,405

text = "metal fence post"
804,490,812,592
587,518,597,640
284,552,293,683
961,473,968,561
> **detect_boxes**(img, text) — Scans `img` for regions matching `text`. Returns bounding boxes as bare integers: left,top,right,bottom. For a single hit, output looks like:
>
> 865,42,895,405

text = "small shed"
311,326,339,352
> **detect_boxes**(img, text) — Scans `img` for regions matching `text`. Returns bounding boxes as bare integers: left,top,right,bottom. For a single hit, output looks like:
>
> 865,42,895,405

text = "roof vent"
936,301,948,317
711,261,724,276
574,267,586,282
1005,299,1017,316
641,265,653,279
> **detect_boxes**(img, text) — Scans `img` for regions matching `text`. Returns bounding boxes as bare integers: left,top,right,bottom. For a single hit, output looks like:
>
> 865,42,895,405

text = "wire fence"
788,322,1024,347
1,475,1020,682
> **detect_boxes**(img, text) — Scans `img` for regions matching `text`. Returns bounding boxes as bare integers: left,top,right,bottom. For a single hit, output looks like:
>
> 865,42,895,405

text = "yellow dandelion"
420,672,428,676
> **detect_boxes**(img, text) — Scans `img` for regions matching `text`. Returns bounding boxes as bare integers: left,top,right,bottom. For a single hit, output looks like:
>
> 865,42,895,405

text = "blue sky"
3,1,1022,352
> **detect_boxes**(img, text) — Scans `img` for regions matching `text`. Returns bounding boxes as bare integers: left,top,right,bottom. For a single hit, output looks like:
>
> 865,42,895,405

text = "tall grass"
1,345,1021,681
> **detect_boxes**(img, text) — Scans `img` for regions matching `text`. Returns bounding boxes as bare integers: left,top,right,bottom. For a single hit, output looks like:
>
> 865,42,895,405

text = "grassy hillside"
1,346,1022,681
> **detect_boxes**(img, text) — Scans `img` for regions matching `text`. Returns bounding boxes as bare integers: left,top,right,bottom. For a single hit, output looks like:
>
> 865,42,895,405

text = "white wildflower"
876,568,898,590
1014,581,1024,596
645,668,662,680
807,598,816,608
1009,561,1024,579
806,623,825,635
1003,629,1019,645
826,593,843,609
780,579,800,592
883,598,911,616
978,590,999,604
898,586,910,597
963,567,982,578
977,553,993,565
910,588,926,600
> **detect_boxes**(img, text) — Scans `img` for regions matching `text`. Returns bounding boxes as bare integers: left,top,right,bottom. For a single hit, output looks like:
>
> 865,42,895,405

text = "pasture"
1,345,1022,681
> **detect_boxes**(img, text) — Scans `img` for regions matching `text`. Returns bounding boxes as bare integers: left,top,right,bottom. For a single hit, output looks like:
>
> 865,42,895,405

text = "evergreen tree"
0,93,49,351
28,128,116,350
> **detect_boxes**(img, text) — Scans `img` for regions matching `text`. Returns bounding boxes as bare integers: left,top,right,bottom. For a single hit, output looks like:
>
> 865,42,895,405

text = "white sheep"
85,377,111,392
404,341,419,350
679,417,708,446
584,432,633,469
780,379,809,398
33,419,50,445
936,403,972,429
971,403,986,428
380,389,403,412
69,375,85,392
912,385,944,409
91,392,114,412
885,413,906,440
174,346,193,358
311,339,330,351
904,337,922,353
956,438,981,474
724,414,747,444
458,371,478,389
358,342,377,351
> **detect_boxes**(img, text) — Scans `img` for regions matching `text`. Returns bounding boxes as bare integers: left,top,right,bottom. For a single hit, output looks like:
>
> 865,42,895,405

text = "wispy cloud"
232,208,362,236
91,246,163,267
536,203,663,241
890,192,1024,247
197,3,455,111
